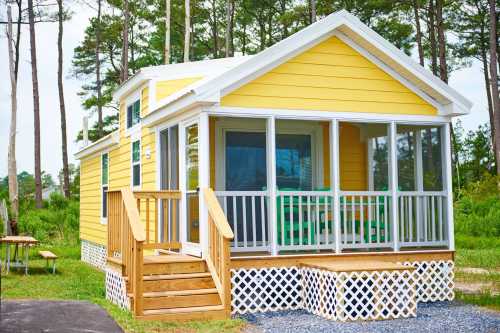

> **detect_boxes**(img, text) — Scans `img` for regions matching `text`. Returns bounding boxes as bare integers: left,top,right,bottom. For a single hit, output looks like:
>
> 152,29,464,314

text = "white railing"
398,192,448,247
215,191,270,252
339,191,393,249
276,191,333,251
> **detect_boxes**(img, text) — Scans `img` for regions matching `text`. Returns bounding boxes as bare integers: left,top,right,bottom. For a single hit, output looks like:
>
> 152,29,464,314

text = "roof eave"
74,131,120,160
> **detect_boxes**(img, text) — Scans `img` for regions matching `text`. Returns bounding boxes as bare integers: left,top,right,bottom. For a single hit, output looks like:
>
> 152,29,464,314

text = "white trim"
199,113,210,258
207,106,452,124
74,131,119,160
124,90,142,138
330,119,341,254
442,124,454,250
130,138,142,189
266,117,278,256
389,121,399,251
100,152,109,225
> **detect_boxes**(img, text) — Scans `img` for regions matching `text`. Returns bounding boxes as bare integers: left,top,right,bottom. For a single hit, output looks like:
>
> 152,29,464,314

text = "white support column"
198,112,210,258
367,138,374,191
178,124,187,250
415,130,423,242
267,117,278,256
330,119,341,254
389,122,400,251
442,123,454,250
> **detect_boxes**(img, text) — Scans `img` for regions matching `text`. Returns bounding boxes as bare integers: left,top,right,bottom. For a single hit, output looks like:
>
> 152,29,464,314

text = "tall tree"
96,0,104,137
412,0,425,66
184,0,190,61
225,0,234,57
489,0,500,175
56,0,70,198
6,5,18,232
165,0,170,63
435,0,448,82
121,0,130,82
310,0,316,23
27,0,42,208
427,0,439,76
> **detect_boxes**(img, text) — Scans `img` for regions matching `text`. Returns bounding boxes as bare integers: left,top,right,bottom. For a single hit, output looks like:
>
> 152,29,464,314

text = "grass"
455,291,500,312
455,248,500,269
0,244,245,333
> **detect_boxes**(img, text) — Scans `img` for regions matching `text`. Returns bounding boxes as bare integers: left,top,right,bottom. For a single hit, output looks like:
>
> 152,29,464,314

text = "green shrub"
455,174,500,239
18,193,79,244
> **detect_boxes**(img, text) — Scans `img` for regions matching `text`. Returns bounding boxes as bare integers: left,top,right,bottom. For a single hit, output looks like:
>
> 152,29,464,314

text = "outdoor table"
0,236,38,275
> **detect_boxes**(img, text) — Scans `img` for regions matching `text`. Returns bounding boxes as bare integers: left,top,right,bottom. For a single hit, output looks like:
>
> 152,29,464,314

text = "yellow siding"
80,155,107,245
80,85,158,246
155,77,203,102
221,37,437,115
339,123,367,190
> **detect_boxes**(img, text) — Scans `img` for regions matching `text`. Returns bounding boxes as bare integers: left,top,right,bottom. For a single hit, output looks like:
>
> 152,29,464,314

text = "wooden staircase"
128,254,227,320
107,188,234,321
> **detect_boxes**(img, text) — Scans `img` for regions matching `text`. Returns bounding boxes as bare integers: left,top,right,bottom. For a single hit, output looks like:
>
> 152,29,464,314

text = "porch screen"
225,131,267,190
276,134,312,191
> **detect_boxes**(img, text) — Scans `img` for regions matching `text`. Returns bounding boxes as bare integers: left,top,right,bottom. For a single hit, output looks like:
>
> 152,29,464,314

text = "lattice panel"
403,260,454,302
105,266,130,310
81,240,107,270
231,267,302,314
301,268,417,321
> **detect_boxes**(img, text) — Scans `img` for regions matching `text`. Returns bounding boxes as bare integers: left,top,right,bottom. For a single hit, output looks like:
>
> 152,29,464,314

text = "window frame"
124,90,142,136
131,138,142,188
101,152,109,224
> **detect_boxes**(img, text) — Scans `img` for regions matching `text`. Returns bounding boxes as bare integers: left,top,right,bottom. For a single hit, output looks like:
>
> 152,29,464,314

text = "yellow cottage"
75,11,471,322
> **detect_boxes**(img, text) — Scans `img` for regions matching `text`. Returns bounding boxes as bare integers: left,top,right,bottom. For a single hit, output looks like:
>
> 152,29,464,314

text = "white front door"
180,120,201,256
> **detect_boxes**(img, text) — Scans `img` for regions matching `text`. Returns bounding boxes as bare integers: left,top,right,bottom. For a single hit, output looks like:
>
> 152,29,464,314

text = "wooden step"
142,289,221,310
143,261,207,275
138,305,227,321
143,273,215,292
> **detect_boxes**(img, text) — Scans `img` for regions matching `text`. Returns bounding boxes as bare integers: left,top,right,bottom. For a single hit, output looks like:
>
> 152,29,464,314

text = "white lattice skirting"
231,260,454,320
81,240,107,270
105,266,130,310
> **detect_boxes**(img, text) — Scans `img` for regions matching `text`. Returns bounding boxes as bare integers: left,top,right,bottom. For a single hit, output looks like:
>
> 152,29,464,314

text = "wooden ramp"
127,254,227,321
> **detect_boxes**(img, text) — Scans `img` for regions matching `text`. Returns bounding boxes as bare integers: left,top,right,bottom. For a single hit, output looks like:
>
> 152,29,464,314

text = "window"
185,124,199,191
132,140,141,187
101,153,109,221
127,99,141,128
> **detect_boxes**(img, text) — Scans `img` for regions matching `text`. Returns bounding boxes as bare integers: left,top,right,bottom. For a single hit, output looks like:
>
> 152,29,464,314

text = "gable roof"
141,10,472,127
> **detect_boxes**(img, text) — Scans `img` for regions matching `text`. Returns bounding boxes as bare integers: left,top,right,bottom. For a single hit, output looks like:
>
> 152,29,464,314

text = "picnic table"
0,236,38,275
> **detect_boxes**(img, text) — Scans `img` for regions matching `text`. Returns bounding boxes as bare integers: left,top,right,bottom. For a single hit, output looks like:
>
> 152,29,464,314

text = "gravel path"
240,302,500,333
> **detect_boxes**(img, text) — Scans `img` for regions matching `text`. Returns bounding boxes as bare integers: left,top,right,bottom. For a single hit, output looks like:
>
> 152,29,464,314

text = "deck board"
300,260,413,272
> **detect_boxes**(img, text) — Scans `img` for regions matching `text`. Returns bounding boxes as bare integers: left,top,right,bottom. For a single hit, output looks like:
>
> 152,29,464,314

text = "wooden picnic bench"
39,250,58,274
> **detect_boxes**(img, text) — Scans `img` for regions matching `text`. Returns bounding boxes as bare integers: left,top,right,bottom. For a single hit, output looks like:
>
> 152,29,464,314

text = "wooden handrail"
203,188,234,239
203,188,234,317
122,188,145,242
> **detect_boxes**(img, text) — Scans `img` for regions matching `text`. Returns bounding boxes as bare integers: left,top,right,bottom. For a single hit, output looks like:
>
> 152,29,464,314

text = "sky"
0,6,491,181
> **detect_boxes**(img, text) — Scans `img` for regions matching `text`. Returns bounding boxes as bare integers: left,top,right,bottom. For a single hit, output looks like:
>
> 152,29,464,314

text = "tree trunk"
481,39,496,154
413,0,425,66
435,0,448,83
96,0,103,137
184,0,190,62
121,0,129,82
225,0,234,57
211,0,218,58
310,0,316,23
489,0,500,175
14,0,22,80
7,6,19,232
28,0,42,208
165,0,170,64
428,0,438,76
57,0,70,198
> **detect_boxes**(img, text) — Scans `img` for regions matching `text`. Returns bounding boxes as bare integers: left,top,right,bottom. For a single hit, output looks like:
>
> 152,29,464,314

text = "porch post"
442,123,454,250
199,112,210,258
330,119,341,254
267,116,278,256
389,121,400,251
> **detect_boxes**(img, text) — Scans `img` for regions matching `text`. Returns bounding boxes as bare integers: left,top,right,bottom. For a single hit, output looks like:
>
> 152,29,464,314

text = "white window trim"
131,137,142,189
100,152,109,225
125,90,142,137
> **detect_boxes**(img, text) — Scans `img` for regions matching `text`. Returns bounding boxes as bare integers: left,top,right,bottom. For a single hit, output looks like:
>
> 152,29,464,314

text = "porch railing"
339,191,393,249
214,189,448,254
204,188,234,317
215,191,270,252
398,191,448,247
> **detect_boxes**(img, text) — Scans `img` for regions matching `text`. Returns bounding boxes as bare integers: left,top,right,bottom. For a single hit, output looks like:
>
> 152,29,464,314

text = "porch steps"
128,254,225,321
